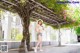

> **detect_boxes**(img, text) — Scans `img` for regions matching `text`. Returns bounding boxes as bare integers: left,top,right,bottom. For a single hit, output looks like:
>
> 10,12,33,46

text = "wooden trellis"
0,0,70,25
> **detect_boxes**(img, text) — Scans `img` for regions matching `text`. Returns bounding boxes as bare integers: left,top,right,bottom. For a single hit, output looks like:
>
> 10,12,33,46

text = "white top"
36,24,44,33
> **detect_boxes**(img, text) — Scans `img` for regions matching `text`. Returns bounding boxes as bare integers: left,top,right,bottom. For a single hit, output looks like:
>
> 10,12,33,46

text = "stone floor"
1,45,80,53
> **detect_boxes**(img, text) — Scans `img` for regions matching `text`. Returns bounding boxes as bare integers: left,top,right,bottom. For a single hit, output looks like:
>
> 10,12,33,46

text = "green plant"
75,27,80,36
16,33,23,41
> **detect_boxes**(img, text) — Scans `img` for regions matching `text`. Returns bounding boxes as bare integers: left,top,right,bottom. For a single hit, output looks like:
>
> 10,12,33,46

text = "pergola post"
47,18,61,46
58,23,61,46
53,21,61,46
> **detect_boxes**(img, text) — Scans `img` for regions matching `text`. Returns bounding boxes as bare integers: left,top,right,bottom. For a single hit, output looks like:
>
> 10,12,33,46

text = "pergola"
0,0,73,51
0,0,70,25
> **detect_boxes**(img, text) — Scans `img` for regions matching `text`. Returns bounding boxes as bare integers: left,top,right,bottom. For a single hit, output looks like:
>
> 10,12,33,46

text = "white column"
46,26,51,41
7,13,12,40
30,22,36,42
70,28,77,43
55,29,59,43
3,12,8,41
3,11,12,41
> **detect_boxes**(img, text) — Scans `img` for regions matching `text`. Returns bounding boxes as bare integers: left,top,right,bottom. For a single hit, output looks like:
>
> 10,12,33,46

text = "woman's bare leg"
35,41,40,49
39,36,43,51
34,35,41,52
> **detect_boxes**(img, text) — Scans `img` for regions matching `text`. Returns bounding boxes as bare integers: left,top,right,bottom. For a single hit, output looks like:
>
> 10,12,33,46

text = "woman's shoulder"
36,24,40,26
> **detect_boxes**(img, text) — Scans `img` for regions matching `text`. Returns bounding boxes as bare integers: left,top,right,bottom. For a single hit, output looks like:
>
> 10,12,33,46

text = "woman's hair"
37,19,43,25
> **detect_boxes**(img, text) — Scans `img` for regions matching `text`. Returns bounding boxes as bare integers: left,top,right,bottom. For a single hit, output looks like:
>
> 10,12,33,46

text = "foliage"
19,0,27,6
66,1,80,26
16,33,23,41
10,28,23,41
75,26,80,36
39,0,80,28
39,0,68,15
0,9,4,19
11,28,19,39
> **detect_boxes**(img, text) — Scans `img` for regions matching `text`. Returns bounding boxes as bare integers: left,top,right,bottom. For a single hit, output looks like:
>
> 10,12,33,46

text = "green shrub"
75,27,80,36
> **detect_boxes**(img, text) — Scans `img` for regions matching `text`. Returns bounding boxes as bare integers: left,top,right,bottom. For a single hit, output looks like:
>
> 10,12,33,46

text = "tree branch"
0,0,18,7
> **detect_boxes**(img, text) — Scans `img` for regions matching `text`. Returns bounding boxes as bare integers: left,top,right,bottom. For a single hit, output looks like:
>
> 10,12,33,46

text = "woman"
34,19,44,52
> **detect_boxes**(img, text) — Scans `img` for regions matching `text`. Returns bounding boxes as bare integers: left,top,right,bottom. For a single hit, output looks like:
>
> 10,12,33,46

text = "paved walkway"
4,45,80,53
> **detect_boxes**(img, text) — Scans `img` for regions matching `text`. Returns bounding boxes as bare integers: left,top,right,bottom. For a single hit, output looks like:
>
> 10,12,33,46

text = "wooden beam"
32,11,59,25
30,0,54,13
0,4,16,13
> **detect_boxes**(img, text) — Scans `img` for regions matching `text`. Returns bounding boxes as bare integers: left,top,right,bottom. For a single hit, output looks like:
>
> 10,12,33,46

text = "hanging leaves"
19,0,27,6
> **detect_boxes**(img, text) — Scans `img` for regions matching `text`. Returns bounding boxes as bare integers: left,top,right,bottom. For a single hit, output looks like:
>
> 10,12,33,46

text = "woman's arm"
42,26,44,30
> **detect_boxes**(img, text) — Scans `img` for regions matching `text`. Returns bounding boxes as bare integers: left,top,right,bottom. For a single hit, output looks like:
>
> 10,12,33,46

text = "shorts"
37,33,42,36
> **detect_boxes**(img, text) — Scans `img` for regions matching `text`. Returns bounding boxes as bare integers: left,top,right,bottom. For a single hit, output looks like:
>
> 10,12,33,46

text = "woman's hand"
42,26,44,30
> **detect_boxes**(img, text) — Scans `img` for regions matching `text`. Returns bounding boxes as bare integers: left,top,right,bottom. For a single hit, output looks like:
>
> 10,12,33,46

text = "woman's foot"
34,48,37,53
